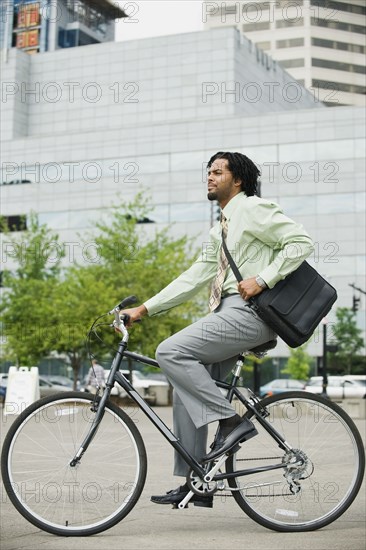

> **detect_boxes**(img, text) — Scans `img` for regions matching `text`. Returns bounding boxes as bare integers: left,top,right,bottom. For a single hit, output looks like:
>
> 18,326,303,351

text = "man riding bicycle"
121,151,314,508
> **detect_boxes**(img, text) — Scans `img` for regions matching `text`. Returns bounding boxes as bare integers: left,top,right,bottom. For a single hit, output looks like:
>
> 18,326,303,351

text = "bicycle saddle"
247,339,277,355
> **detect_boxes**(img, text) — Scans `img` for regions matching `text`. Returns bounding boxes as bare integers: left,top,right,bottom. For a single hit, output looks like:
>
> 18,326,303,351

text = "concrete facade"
203,0,366,106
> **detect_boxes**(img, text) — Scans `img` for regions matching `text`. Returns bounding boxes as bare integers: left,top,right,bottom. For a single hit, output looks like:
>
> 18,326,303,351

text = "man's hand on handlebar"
119,305,148,327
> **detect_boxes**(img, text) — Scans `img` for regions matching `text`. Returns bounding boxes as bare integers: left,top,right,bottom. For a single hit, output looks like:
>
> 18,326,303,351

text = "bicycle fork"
69,342,128,467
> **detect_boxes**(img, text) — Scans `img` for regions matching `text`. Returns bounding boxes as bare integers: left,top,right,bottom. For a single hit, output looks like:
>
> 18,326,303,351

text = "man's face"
207,158,241,204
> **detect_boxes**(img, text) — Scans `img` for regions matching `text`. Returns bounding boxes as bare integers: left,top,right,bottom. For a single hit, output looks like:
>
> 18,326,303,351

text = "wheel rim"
228,395,363,529
5,397,143,532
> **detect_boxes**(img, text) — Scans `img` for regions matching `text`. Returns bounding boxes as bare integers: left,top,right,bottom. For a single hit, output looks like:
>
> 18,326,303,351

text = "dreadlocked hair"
207,151,260,197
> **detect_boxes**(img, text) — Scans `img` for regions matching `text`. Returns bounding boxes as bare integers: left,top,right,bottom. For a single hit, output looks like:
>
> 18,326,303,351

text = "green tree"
51,194,205,384
281,345,311,381
329,307,364,374
0,196,207,388
0,214,64,365
50,266,113,389
89,193,205,357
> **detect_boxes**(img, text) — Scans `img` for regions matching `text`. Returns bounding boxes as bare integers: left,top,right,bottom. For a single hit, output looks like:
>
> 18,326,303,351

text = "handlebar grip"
117,295,138,310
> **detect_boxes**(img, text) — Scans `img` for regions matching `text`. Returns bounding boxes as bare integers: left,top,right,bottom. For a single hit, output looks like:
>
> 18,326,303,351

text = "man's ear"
234,179,242,188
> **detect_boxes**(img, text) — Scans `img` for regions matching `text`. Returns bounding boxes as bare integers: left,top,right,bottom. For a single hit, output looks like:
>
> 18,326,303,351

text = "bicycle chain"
236,456,283,461
215,454,292,497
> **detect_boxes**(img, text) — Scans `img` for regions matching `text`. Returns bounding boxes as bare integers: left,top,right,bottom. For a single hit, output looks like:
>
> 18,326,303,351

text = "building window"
277,38,304,48
311,17,366,35
312,79,366,95
0,215,27,232
58,28,99,48
78,30,99,46
0,179,31,186
58,28,77,48
312,58,366,74
256,41,271,51
276,18,304,28
242,21,270,32
65,0,110,34
278,58,305,68
278,0,303,6
310,0,366,16
311,37,365,54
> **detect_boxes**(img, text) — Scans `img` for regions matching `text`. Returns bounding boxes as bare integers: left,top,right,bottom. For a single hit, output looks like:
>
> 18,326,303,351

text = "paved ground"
1,403,365,550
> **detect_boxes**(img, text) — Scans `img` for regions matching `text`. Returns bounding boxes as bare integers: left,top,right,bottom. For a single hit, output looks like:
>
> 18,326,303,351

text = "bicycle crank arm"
177,490,195,509
203,454,228,483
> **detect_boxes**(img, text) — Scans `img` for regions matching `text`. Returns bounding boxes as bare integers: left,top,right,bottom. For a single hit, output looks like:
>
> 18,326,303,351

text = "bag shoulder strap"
221,233,243,283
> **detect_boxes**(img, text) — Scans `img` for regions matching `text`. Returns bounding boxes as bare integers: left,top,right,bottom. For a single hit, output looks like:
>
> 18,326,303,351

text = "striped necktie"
209,214,229,311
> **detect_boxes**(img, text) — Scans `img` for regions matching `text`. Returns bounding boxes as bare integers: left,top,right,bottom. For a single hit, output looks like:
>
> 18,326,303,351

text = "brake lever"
112,312,141,336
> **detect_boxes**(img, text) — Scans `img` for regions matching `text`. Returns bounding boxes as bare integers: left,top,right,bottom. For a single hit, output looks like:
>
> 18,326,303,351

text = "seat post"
226,354,246,402
226,340,278,403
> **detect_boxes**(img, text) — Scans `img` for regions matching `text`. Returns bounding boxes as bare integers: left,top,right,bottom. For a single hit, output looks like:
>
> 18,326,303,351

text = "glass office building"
0,0,126,54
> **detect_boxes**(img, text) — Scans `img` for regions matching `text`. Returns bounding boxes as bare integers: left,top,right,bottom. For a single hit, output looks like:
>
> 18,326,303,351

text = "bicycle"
1,296,365,537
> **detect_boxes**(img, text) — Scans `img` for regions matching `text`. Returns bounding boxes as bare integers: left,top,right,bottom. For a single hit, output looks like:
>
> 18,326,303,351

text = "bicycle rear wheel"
226,391,365,532
1,392,147,536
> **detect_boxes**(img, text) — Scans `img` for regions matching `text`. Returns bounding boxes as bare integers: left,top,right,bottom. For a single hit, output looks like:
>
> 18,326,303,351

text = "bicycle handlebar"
109,295,139,338
109,295,138,313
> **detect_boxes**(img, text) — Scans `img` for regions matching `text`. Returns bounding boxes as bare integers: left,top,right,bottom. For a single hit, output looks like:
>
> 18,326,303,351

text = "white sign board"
4,366,40,415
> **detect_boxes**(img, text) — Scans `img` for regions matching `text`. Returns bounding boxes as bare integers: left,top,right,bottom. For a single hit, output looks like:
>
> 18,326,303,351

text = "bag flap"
269,262,319,315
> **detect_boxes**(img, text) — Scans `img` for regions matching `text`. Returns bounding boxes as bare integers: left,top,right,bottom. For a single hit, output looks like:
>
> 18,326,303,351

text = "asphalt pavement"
1,404,365,550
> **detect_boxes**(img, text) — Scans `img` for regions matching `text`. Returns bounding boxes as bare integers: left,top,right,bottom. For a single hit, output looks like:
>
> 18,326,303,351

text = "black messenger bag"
222,238,338,348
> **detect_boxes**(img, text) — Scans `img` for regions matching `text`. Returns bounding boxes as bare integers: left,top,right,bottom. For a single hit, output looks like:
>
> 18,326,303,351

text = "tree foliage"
1,196,206,387
329,307,364,374
0,214,63,365
281,345,311,381
88,193,205,358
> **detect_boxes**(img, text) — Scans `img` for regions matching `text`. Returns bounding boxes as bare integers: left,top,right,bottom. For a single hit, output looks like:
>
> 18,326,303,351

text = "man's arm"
134,230,221,317
246,199,315,289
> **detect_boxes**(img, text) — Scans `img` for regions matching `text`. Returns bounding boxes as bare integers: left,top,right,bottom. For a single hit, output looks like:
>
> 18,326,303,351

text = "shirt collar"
221,192,246,221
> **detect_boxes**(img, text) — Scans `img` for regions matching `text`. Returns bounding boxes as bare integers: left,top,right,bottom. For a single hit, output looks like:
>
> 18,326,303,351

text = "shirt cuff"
258,267,282,289
143,298,163,316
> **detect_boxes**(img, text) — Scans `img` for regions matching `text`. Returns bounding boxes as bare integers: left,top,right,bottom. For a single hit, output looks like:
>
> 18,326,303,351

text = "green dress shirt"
144,192,314,316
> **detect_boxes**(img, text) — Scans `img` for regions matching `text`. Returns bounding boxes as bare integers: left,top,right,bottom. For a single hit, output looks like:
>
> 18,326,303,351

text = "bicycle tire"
1,392,147,536
226,391,365,532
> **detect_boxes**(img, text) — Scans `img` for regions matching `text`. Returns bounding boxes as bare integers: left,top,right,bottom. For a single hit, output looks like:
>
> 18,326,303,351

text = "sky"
115,1,204,41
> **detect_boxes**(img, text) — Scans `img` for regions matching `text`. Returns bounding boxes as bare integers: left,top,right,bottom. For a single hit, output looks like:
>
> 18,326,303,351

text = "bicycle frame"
71,336,292,482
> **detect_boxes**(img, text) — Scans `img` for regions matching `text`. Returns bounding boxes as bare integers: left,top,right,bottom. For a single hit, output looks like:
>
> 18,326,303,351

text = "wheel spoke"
226,392,365,532
1,393,147,536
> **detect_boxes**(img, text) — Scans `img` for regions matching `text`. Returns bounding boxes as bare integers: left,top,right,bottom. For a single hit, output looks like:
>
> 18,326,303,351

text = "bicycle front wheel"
226,391,365,532
1,392,147,536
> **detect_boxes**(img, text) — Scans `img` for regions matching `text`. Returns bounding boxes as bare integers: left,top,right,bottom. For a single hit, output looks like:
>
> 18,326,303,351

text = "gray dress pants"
155,294,276,476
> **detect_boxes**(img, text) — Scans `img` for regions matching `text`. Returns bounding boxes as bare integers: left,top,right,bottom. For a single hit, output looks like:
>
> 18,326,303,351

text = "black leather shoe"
151,485,213,508
202,417,258,463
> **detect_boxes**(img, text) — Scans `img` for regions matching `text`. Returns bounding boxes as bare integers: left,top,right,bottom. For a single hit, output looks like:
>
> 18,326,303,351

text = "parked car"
42,375,79,390
0,373,69,399
305,376,366,399
259,378,306,397
81,369,169,403
0,384,6,402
